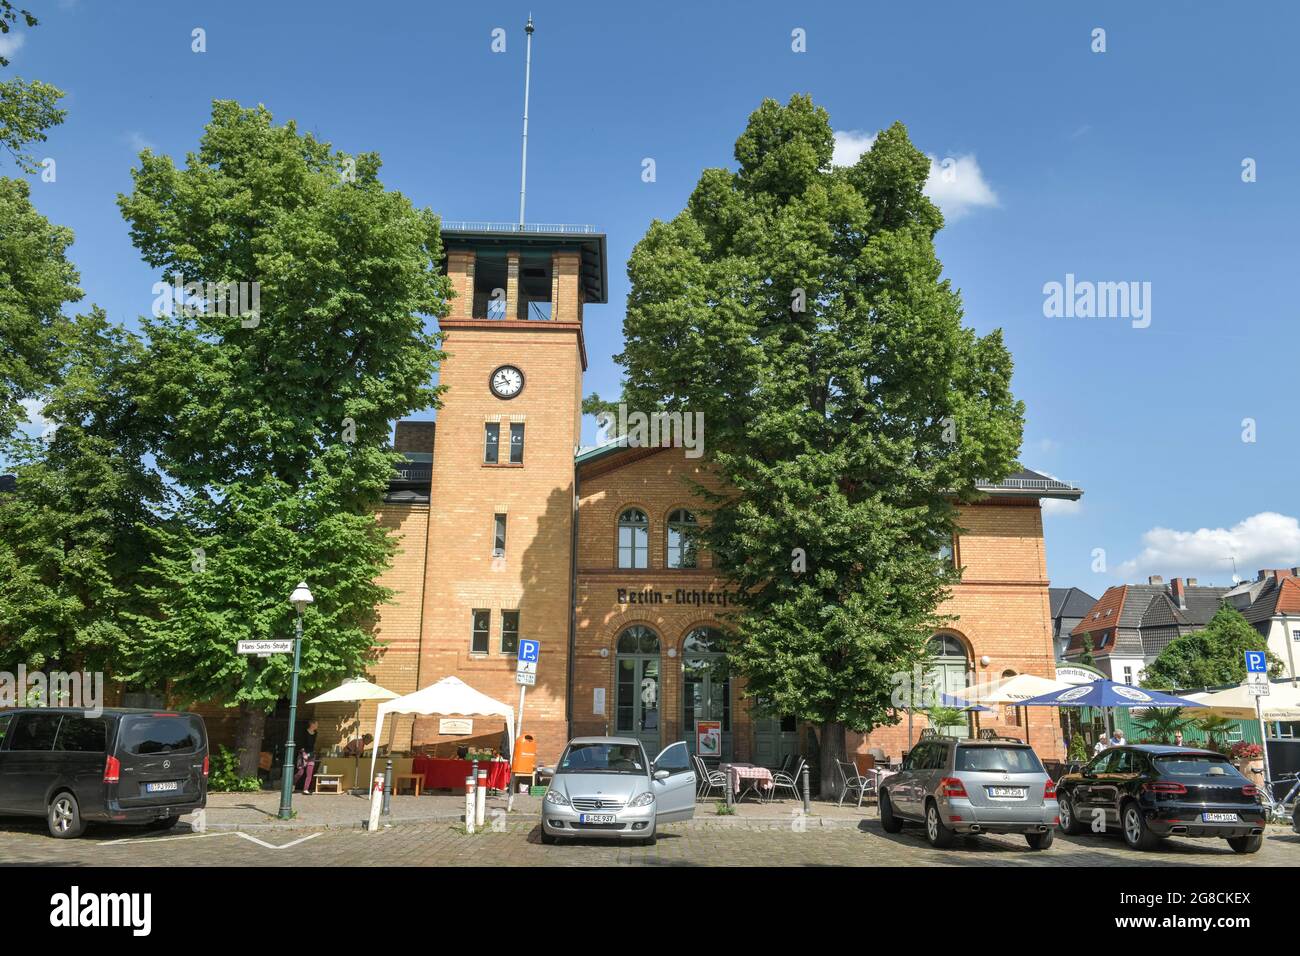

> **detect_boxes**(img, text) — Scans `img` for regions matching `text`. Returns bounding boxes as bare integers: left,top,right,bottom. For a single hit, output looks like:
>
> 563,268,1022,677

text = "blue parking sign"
518,639,540,663
1245,650,1266,673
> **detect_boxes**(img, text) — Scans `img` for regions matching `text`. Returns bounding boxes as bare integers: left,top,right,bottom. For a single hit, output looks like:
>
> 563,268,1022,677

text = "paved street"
0,815,1295,867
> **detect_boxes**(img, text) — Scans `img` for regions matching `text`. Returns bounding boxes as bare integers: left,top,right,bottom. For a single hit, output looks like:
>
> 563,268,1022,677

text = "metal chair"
766,756,805,802
867,746,893,770
836,758,872,809
694,753,727,800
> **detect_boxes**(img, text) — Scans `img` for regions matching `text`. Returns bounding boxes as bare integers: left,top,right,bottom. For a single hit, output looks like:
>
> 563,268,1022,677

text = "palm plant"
1131,706,1196,743
1195,714,1239,753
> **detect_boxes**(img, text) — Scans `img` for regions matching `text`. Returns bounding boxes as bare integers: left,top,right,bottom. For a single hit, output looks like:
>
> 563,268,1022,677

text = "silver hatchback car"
878,737,1058,850
539,737,696,846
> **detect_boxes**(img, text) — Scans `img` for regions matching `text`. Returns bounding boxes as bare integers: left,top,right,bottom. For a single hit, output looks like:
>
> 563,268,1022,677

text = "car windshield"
557,742,647,775
955,746,1044,774
1153,753,1238,777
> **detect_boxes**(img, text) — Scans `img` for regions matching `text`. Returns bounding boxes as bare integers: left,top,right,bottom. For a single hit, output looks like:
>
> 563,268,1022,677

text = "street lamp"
278,582,314,820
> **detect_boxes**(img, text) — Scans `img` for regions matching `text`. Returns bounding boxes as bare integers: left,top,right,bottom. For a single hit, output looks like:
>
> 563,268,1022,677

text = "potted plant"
1230,742,1265,788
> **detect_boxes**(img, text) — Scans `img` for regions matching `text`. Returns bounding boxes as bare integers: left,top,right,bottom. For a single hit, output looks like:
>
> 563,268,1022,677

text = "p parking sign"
1245,650,1267,673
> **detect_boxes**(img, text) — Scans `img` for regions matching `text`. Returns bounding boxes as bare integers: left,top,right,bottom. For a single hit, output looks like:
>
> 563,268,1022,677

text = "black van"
0,708,208,838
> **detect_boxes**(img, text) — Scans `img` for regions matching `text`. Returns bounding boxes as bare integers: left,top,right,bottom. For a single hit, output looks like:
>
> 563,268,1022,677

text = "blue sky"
7,0,1300,592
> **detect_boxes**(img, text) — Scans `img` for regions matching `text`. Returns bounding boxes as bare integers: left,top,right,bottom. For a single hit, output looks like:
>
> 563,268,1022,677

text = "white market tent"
1185,682,1300,721
365,676,515,790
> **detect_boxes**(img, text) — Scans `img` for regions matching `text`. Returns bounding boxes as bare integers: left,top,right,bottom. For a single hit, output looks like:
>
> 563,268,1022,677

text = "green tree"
1142,604,1281,690
612,96,1024,791
0,4,66,171
0,176,79,437
116,101,449,775
0,309,159,674
1077,632,1096,667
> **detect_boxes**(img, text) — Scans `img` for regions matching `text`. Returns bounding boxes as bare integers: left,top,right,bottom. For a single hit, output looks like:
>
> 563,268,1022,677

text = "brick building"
319,224,1083,767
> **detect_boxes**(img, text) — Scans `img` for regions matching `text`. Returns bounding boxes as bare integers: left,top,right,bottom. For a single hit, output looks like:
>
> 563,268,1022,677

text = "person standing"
1093,734,1108,756
294,719,319,793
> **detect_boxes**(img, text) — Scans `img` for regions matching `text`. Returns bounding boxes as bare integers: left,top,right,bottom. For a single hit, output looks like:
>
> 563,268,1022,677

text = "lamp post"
278,582,314,820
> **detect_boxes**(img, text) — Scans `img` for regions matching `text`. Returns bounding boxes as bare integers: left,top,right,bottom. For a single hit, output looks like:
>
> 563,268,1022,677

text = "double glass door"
615,626,661,754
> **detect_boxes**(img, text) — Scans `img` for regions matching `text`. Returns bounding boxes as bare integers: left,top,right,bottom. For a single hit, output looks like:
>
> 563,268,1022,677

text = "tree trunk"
818,720,846,798
235,704,267,778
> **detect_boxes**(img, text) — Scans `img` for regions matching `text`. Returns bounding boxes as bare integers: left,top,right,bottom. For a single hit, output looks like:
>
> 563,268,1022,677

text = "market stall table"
413,756,511,792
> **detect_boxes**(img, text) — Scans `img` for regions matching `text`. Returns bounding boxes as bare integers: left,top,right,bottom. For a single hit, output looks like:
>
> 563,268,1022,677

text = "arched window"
666,509,698,569
926,633,971,737
617,508,649,569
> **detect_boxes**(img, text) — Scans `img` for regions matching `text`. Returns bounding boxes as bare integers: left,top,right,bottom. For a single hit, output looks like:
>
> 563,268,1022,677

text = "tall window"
682,627,730,738
617,508,649,568
483,423,500,463
925,633,970,736
471,609,491,654
509,423,525,464
667,509,698,569
493,514,507,557
500,611,519,654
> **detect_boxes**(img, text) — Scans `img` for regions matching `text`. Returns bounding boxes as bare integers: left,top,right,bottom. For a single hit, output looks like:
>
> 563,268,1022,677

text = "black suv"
0,708,209,838
1055,744,1266,853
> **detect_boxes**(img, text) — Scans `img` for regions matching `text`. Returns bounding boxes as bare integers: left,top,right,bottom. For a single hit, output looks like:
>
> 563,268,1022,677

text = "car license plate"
1202,812,1238,823
145,781,180,793
988,786,1026,798
579,813,616,824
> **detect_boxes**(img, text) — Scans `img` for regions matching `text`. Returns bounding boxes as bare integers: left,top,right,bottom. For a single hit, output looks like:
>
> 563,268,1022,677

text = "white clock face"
490,365,524,399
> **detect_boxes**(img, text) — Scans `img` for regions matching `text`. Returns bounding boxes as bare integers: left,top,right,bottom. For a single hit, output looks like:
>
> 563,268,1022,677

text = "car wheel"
924,801,955,848
1121,802,1160,851
642,831,658,847
48,791,85,839
540,829,558,845
1058,792,1085,835
1025,829,1055,850
143,815,180,832
879,792,903,833
1226,833,1263,854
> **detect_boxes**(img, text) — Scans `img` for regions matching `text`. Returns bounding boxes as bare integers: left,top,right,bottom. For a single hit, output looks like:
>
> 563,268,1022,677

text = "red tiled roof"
1071,586,1127,636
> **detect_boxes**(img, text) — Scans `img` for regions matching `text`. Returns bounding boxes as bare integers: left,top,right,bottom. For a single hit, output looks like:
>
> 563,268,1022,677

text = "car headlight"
628,792,655,808
544,789,570,807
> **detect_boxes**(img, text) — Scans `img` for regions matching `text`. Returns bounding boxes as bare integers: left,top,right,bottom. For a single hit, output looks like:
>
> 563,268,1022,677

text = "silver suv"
878,737,1058,850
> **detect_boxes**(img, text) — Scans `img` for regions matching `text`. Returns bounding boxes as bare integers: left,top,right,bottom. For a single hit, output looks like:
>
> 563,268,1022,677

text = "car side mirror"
653,769,670,781
537,766,554,777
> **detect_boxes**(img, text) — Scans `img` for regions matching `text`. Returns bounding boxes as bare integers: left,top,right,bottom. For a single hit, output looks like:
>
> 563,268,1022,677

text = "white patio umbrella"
306,678,399,790
1185,681,1300,721
949,673,1074,744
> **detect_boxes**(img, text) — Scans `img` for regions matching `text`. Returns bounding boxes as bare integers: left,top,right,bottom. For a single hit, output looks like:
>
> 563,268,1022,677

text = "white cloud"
831,130,999,221
18,398,57,440
0,32,25,60
1042,497,1083,518
1118,512,1300,582
126,132,156,153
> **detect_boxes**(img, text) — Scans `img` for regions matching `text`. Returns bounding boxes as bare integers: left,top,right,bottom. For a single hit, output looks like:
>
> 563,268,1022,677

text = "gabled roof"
1242,575,1300,624
1050,587,1097,619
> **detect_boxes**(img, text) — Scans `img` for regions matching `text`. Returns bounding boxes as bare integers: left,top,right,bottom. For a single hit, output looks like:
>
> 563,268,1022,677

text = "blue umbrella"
1018,680,1205,709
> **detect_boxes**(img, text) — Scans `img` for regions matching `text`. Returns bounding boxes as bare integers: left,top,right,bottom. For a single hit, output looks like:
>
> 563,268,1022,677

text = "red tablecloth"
413,757,511,791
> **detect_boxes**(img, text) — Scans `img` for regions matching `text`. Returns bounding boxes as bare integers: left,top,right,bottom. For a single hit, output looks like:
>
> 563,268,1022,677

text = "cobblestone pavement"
0,815,1295,866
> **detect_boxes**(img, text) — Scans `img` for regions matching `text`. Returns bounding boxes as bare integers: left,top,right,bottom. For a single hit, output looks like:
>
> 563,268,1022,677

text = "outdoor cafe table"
412,756,511,792
719,762,774,802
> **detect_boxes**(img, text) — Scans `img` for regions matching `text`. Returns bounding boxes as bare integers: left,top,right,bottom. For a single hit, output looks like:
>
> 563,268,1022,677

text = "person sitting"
342,733,373,757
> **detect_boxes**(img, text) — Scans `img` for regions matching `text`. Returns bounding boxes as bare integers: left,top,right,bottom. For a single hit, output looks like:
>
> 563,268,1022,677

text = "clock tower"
417,225,606,761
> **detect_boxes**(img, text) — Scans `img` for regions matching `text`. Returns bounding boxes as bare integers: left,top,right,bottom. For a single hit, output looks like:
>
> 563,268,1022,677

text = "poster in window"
696,720,722,757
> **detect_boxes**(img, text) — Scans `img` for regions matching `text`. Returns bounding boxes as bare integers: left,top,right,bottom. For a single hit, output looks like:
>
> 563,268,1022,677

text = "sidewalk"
187,790,879,831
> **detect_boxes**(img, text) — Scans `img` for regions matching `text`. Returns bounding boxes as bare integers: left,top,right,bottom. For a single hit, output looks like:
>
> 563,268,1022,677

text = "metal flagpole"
518,14,534,228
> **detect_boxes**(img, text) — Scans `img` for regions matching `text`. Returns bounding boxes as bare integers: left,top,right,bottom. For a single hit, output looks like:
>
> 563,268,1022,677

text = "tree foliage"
113,102,448,767
613,96,1025,787
1142,604,1281,690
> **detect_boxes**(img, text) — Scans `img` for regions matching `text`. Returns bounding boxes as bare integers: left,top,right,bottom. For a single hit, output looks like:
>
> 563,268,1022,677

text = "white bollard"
367,774,384,832
464,776,475,834
475,769,487,829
